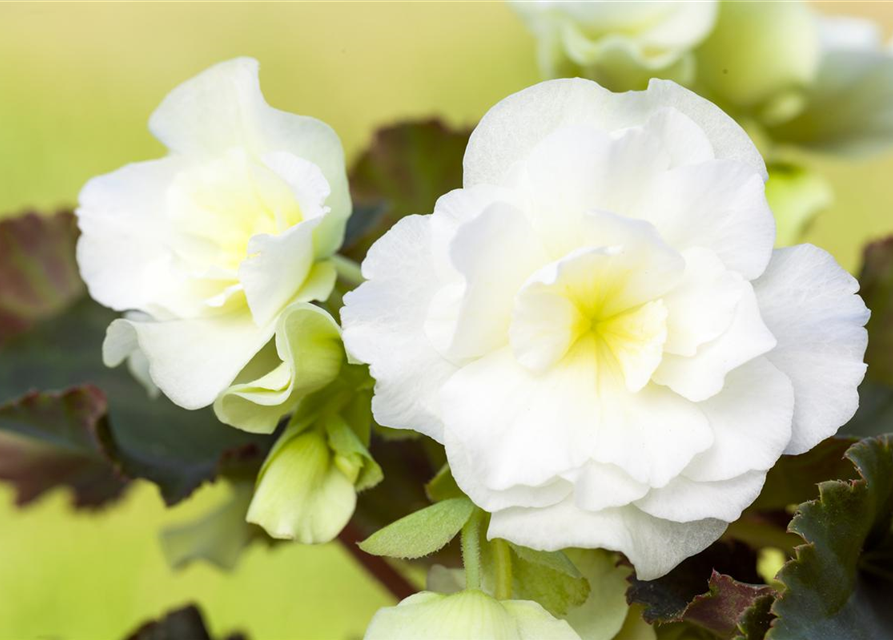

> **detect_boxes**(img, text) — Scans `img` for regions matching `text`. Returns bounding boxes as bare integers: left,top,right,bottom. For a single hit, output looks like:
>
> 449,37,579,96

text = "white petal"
753,245,869,454
683,357,794,482
238,217,323,327
446,425,574,513
488,499,727,581
654,281,777,402
591,372,713,488
341,215,456,442
642,160,776,280
662,248,743,357
76,157,184,314
464,77,766,191
568,462,649,511
426,201,549,362
103,310,274,410
149,57,350,232
634,471,767,523
442,346,599,492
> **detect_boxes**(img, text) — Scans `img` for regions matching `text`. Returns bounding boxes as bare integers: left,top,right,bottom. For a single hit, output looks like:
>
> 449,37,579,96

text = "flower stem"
331,254,364,288
461,509,483,591
492,538,513,600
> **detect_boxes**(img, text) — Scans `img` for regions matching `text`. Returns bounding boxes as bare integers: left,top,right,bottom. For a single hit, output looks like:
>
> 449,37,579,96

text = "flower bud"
364,590,580,640
247,429,356,544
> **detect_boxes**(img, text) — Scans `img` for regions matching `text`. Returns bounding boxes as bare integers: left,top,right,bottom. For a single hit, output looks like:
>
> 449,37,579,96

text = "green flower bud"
247,429,356,544
246,375,382,544
364,590,581,640
695,1,820,121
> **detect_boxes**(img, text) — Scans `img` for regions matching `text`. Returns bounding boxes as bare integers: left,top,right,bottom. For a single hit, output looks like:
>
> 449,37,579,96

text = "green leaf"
159,483,264,572
124,604,248,640
506,544,590,617
0,385,129,509
358,497,474,560
0,211,273,505
425,464,464,502
859,237,893,387
0,211,83,345
342,119,470,261
768,435,893,639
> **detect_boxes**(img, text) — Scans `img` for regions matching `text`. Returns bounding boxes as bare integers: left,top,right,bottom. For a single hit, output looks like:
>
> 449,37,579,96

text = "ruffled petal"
464,77,766,191
103,310,274,410
341,215,456,442
633,470,766,523
488,499,727,581
753,245,869,454
683,357,794,482
653,281,777,402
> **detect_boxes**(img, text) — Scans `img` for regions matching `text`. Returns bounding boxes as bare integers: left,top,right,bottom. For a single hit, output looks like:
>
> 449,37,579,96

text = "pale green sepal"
425,464,464,502
325,413,382,492
765,163,833,247
214,301,343,433
504,545,590,618
160,482,256,571
363,590,581,640
359,497,475,560
563,549,632,640
246,429,356,543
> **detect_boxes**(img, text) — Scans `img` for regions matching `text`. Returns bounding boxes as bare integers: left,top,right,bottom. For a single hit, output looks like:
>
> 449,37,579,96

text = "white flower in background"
342,78,869,580
364,590,580,640
510,0,718,92
768,12,893,155
76,57,350,410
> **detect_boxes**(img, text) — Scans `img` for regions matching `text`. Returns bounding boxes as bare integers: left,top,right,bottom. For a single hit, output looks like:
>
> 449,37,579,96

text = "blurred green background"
0,2,890,639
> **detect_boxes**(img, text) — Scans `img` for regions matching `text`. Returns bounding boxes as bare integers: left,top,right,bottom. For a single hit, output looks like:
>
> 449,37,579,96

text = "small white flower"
511,0,718,91
342,78,869,580
76,58,350,409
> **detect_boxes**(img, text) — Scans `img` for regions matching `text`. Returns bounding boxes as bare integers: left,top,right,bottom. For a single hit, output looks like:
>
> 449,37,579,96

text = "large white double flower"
76,58,349,410
342,79,869,580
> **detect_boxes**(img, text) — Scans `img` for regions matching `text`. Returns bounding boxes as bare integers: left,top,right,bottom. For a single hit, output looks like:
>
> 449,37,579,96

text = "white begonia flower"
768,13,893,155
510,1,718,92
76,58,350,410
342,78,869,580
364,590,580,640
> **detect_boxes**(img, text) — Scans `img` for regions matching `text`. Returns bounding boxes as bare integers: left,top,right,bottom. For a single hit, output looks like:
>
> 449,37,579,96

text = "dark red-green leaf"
0,385,128,509
681,572,775,639
124,604,247,640
343,119,471,261
768,435,893,639
0,211,83,344
627,540,762,625
0,211,273,505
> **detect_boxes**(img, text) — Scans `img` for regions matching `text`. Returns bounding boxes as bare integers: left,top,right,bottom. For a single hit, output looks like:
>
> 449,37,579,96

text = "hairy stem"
492,538,513,600
337,522,417,601
461,508,483,591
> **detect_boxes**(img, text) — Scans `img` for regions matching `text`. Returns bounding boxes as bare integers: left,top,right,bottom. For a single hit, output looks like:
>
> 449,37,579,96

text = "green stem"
331,254,364,288
493,538,513,600
461,509,483,591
